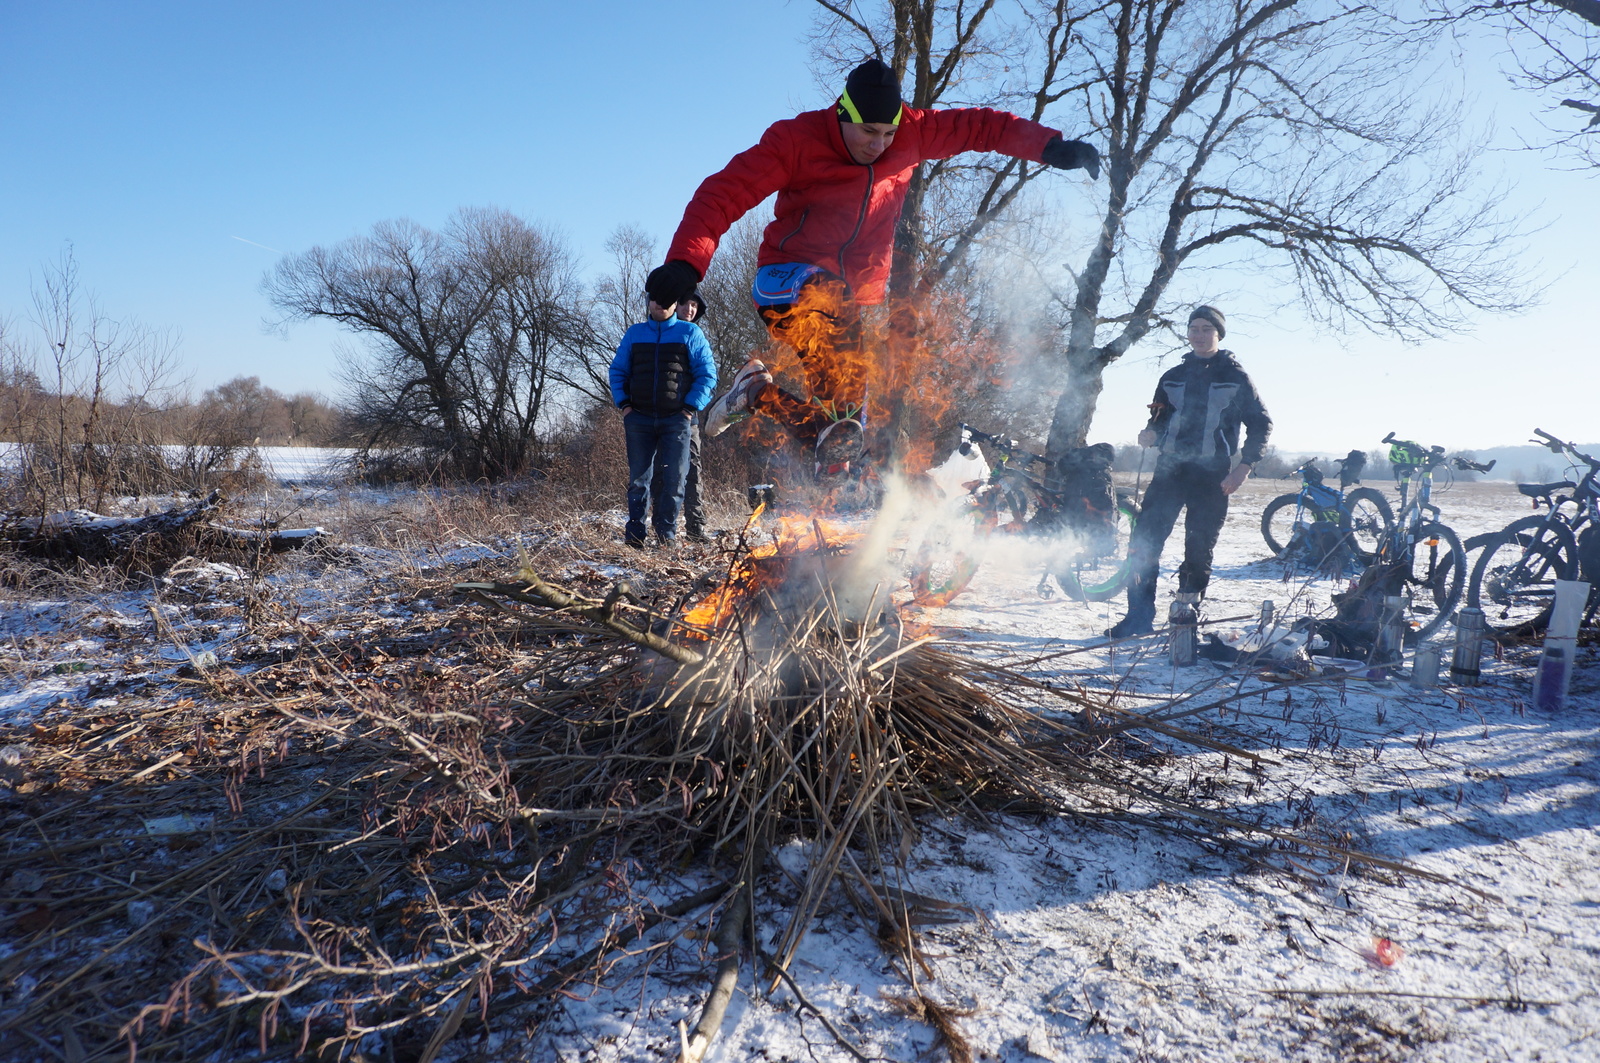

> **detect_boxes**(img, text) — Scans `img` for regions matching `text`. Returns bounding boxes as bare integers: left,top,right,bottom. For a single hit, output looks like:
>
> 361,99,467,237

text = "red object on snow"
1372,936,1404,967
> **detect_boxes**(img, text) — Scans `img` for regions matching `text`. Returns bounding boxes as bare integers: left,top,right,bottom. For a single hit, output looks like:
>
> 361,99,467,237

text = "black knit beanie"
683,290,707,322
1189,305,1226,339
837,58,903,125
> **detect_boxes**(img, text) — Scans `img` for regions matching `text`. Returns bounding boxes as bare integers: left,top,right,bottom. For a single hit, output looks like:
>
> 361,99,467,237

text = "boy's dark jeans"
625,410,693,544
1122,460,1230,621
652,422,703,538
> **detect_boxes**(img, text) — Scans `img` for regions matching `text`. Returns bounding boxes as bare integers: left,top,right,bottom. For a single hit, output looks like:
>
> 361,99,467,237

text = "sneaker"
703,360,772,438
814,417,863,468
1104,613,1155,639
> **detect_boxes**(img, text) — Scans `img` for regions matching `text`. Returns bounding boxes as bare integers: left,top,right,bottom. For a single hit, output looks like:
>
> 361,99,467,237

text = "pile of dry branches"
0,524,1460,1062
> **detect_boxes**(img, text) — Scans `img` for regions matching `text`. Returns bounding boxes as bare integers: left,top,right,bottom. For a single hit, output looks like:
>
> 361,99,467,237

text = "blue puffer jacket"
609,317,717,416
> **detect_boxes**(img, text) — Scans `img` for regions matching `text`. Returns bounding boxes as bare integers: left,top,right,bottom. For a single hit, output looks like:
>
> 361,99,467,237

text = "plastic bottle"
1531,580,1589,711
1532,646,1570,712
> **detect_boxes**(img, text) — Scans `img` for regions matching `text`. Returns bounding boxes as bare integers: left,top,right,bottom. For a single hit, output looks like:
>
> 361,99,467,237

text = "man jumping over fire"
644,58,1100,477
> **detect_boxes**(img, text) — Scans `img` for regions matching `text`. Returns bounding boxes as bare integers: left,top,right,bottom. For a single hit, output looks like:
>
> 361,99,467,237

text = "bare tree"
1428,1,1600,167
575,224,660,406
4,251,186,512
810,0,1085,299
809,1,1530,461
267,209,593,480
693,217,773,379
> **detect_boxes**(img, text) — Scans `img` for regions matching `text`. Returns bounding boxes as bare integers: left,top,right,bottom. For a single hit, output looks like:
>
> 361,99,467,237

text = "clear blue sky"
2,1,1595,454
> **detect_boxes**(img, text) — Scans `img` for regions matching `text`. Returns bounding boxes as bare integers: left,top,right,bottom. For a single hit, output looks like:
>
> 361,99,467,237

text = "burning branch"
455,575,703,664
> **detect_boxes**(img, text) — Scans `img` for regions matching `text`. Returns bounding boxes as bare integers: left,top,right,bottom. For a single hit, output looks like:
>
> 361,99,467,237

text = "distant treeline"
0,371,344,449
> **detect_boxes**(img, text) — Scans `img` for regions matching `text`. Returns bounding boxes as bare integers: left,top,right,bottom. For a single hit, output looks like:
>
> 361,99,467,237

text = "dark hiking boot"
704,359,773,438
1105,612,1156,639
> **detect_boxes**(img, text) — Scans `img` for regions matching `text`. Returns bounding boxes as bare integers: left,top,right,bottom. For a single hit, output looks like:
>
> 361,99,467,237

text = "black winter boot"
1106,573,1158,638
1105,611,1156,639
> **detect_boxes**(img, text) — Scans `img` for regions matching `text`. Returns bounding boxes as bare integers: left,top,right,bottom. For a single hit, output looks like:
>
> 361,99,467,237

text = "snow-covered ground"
0,473,1594,1062
520,475,1599,1063
0,443,354,485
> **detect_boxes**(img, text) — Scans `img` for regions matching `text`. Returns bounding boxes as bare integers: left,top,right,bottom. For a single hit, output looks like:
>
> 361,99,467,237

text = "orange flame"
679,511,866,635
740,282,1018,480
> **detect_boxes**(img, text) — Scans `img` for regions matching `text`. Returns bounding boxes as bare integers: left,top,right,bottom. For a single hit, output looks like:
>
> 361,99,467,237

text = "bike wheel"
1339,487,1394,561
1260,494,1303,556
908,510,997,607
1466,515,1577,636
1053,503,1137,602
1398,521,1468,642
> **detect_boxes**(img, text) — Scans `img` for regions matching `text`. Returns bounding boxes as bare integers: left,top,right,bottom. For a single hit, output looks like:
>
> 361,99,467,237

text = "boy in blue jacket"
609,296,717,547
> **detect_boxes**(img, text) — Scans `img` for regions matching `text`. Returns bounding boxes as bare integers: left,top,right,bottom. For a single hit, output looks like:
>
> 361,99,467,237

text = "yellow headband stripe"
838,88,901,126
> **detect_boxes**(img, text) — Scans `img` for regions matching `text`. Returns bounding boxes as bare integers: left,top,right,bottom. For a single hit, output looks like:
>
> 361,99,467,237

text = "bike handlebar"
1532,427,1600,469
1454,456,1496,473
959,424,1050,469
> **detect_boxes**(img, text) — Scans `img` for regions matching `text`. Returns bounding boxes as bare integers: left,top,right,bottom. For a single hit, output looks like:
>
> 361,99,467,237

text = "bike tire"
1402,521,1468,642
1339,487,1395,562
1466,515,1578,636
1260,494,1302,556
1053,503,1138,602
908,510,997,607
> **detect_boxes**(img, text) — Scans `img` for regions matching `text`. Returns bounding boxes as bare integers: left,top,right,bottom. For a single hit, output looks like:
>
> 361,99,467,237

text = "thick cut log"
201,523,329,553
4,491,223,564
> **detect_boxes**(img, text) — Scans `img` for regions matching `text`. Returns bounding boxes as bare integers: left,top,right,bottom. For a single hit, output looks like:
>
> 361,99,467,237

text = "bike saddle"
1517,481,1576,500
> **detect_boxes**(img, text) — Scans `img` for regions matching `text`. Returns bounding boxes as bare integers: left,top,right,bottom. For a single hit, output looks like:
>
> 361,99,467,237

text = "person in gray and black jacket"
1106,305,1272,638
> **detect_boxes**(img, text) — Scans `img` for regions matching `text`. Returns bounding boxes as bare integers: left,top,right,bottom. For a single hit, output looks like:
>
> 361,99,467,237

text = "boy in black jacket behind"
1107,306,1272,638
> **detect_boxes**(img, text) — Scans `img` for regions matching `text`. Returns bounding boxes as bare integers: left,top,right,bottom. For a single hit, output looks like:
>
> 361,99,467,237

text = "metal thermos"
1368,595,1408,678
1451,607,1486,685
1411,644,1442,690
1170,592,1199,667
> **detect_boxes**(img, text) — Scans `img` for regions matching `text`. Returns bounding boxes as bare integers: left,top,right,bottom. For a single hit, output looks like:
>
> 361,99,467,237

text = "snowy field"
523,476,1599,1063
0,470,1595,1062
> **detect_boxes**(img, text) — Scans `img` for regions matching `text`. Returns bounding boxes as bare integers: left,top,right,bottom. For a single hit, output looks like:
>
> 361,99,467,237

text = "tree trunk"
1046,342,1111,460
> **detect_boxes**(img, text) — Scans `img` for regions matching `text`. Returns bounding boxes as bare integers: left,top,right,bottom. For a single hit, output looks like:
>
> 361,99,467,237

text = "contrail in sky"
231,235,283,254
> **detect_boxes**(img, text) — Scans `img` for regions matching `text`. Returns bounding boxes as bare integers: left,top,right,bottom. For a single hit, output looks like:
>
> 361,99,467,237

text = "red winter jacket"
666,106,1059,306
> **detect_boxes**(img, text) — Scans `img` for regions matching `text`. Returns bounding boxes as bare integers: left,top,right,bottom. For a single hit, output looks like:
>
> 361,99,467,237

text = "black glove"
645,260,700,307
1041,136,1101,180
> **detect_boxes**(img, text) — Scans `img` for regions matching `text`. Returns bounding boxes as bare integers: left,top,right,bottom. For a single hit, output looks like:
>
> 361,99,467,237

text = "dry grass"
0,488,1464,1062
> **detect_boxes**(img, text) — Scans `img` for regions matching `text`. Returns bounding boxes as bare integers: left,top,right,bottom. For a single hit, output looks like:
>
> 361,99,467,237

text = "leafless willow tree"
266,208,594,480
809,0,1530,460
1428,0,1600,167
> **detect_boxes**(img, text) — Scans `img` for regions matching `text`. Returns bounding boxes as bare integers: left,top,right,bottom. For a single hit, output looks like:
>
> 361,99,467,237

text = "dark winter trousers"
651,421,704,538
624,411,693,544
1122,461,1230,621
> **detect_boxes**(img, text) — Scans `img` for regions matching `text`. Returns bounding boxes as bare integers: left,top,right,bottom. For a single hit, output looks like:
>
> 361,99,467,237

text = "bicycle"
1465,428,1600,636
907,425,1140,606
1259,450,1393,565
1346,432,1494,643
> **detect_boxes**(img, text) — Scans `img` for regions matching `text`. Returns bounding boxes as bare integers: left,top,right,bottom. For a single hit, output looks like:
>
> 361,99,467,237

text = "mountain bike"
1465,428,1600,636
1348,433,1494,643
1260,450,1393,564
907,425,1140,606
